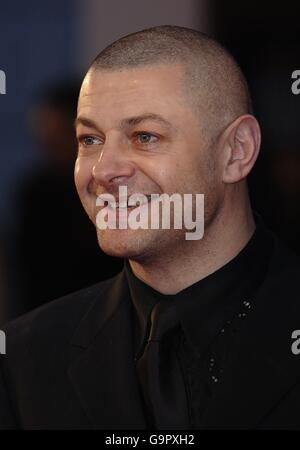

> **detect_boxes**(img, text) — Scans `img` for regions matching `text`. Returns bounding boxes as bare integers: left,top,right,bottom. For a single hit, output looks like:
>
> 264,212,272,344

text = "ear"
221,115,261,184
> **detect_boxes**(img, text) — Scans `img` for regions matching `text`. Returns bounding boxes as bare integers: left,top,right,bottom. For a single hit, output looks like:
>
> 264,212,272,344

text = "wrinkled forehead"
77,64,197,128
80,63,185,96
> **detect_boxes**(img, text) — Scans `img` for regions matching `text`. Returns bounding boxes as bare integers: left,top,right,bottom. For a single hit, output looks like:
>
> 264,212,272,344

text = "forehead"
77,64,191,124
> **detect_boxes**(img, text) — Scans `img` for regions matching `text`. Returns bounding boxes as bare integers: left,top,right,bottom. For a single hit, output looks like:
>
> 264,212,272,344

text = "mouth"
100,194,154,210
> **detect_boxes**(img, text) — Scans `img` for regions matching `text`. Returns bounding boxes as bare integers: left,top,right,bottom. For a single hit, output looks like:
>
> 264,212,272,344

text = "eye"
79,135,102,146
134,132,158,145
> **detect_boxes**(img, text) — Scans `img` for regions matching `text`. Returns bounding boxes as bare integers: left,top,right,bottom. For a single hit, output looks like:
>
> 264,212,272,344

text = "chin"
96,227,183,261
96,228,153,260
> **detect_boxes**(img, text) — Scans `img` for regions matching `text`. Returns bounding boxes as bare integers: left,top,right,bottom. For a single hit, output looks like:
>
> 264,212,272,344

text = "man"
1,25,300,430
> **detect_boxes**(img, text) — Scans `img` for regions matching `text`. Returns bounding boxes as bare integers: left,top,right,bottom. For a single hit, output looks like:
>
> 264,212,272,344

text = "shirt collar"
125,212,275,359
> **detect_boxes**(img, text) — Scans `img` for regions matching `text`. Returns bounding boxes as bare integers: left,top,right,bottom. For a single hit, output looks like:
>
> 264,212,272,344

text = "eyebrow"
74,117,99,130
120,113,173,130
74,113,174,131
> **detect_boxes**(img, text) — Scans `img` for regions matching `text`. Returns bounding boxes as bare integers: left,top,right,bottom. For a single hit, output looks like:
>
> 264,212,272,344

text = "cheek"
164,157,196,192
74,157,93,196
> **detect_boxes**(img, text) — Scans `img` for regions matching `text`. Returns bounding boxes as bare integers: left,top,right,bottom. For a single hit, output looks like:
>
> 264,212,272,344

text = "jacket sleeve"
0,361,18,429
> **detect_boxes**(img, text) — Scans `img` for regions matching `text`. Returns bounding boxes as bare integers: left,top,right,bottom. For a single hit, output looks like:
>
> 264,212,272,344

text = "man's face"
75,64,223,260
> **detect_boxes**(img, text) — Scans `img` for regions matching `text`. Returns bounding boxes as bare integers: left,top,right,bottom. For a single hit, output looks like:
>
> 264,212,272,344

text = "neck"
128,189,256,294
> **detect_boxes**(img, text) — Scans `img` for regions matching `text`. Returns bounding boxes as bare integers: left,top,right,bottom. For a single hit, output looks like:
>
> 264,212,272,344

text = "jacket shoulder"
1,273,122,355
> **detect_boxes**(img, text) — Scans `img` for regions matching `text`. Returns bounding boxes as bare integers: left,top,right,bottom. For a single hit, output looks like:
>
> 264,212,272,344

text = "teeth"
108,196,151,208
108,201,130,209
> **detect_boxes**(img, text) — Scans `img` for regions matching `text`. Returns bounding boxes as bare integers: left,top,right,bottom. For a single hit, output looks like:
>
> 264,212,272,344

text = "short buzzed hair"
89,25,252,141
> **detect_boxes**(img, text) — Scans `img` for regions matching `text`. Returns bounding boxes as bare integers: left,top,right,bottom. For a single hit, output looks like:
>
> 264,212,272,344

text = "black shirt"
124,214,275,428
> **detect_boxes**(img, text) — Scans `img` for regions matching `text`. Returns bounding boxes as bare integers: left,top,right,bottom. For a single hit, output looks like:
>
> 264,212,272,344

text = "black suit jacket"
1,235,300,430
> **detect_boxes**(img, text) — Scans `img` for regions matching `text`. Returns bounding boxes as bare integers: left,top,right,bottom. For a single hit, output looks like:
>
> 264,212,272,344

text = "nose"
92,134,135,189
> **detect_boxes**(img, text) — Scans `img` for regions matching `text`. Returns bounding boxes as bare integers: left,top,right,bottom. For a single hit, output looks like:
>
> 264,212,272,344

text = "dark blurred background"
0,0,299,324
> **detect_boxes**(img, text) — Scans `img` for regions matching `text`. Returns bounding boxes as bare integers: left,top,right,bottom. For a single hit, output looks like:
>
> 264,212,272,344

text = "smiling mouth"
103,195,154,209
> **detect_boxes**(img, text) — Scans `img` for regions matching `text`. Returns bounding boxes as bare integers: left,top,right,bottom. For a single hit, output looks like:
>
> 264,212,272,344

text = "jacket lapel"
202,240,300,429
67,270,146,429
